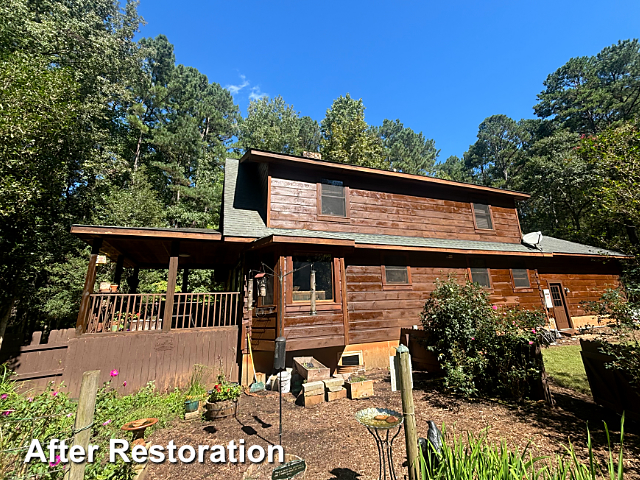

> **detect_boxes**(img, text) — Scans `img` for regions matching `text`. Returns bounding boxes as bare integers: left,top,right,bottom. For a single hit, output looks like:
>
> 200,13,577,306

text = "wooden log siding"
538,273,620,317
268,177,522,243
86,292,241,333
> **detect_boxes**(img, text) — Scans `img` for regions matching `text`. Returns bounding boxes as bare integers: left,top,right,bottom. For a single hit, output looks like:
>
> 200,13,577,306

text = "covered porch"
71,225,249,336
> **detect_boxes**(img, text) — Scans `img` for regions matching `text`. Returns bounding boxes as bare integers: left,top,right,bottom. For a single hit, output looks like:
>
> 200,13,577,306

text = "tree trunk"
0,297,16,353
625,221,639,246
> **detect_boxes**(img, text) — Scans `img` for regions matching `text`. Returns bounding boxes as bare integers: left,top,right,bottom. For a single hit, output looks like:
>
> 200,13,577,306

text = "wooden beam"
75,238,103,335
353,243,551,257
113,255,125,287
70,225,222,241
163,241,180,332
340,257,350,346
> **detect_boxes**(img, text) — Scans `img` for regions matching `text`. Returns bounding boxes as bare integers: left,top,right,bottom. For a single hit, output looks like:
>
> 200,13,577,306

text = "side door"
549,282,572,329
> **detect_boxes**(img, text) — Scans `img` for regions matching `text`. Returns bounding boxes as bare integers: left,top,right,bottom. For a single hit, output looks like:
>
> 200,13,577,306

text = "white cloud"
249,86,268,101
225,74,249,95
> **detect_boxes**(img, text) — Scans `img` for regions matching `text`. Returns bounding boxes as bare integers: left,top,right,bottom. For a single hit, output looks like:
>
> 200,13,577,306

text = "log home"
33,148,625,392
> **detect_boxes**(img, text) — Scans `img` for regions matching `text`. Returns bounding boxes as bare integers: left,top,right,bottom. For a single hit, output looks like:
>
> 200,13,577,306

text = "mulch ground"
146,368,640,480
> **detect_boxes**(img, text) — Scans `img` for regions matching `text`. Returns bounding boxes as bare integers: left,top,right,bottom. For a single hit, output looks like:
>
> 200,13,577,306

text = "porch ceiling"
71,225,245,269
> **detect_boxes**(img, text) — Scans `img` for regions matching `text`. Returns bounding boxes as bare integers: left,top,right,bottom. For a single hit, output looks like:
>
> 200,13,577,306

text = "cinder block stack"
302,381,325,407
323,377,346,402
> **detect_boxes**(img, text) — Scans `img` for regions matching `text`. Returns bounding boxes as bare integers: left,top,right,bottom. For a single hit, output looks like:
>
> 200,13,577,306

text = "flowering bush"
207,374,242,403
420,276,548,400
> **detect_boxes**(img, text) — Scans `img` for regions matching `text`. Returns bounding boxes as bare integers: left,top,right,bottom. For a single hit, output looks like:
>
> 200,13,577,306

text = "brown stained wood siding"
269,177,522,242
5,327,239,397
538,273,620,317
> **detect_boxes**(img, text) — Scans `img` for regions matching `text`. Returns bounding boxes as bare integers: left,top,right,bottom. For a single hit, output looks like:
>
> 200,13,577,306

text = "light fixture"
178,253,191,258
255,273,267,297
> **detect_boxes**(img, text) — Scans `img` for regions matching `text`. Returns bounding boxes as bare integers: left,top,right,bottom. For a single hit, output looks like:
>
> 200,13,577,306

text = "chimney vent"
302,151,322,160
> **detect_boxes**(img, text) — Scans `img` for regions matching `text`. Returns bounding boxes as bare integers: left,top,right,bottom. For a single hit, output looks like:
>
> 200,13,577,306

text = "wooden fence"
2,326,239,397
86,292,241,333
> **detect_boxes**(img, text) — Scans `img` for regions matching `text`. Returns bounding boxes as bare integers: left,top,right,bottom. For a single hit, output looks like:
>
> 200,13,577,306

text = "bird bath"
355,408,403,480
120,417,158,441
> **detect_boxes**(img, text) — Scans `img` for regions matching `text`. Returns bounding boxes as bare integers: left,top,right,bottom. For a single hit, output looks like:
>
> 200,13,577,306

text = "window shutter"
473,203,493,230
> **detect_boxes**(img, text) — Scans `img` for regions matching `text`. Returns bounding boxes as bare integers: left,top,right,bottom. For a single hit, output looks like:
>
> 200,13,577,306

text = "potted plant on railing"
204,374,242,420
185,365,207,413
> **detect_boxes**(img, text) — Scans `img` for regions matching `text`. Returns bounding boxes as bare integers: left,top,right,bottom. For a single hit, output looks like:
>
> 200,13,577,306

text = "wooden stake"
310,268,317,315
66,370,100,480
397,344,420,480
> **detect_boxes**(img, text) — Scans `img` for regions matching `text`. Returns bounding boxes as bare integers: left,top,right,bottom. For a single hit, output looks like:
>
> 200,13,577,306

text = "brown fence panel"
63,327,239,396
2,327,239,397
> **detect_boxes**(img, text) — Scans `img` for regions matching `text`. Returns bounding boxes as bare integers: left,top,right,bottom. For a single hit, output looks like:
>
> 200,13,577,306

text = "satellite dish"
522,231,543,248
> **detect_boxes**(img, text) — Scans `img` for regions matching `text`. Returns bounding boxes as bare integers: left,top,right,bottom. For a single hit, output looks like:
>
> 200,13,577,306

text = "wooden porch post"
75,238,103,335
128,266,139,294
163,241,179,332
113,255,125,288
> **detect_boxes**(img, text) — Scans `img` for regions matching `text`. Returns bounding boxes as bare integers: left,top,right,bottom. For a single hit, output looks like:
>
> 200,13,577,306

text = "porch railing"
86,292,241,333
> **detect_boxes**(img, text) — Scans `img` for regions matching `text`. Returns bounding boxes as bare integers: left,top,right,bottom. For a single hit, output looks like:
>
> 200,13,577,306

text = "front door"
549,283,571,329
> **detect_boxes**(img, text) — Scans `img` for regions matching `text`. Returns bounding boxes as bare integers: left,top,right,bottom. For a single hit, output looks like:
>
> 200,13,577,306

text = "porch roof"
70,225,245,268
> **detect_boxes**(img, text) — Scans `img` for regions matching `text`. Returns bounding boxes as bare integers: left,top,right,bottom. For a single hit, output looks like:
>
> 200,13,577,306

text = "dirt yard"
144,364,640,480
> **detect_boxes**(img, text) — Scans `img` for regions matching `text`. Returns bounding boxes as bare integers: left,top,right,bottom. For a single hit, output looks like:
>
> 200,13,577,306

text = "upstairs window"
383,256,410,285
472,203,493,230
292,254,334,302
320,180,347,217
469,259,491,288
511,268,531,289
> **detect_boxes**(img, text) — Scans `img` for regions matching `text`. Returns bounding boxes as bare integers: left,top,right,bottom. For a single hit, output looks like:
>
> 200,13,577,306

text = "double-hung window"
319,180,347,218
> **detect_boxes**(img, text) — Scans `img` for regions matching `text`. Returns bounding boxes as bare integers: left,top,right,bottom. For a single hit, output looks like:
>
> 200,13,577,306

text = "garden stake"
396,345,419,480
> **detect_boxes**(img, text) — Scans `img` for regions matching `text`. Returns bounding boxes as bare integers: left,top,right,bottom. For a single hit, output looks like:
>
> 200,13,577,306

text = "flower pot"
204,398,238,420
110,284,119,293
184,398,200,413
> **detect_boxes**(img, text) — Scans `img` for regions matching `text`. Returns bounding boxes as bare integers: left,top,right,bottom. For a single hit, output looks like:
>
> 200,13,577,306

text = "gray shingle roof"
223,158,626,257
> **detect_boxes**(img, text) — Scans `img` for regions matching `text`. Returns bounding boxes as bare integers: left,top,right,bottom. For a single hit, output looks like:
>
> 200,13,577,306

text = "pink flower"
492,306,498,310
51,391,58,397
110,369,119,377
49,455,61,467
532,329,537,333
2,410,13,416
1,394,7,400
471,337,475,341
528,341,534,345
102,419,111,426
66,413,73,417
27,397,33,402
123,381,127,387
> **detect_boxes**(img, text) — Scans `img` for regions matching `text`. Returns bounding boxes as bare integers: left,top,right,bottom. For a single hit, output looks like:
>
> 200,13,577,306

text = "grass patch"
542,345,591,395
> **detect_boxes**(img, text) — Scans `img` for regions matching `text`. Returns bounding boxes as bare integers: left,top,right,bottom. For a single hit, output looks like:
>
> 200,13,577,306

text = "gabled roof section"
222,158,629,258
240,148,531,201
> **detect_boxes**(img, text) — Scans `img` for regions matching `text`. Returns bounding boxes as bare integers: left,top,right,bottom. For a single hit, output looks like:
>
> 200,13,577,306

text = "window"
292,255,334,302
469,259,491,288
472,203,493,230
383,256,410,284
511,268,530,289
320,180,347,217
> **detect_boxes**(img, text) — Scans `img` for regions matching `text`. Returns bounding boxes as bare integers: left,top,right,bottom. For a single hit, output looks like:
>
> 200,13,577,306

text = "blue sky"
137,0,640,161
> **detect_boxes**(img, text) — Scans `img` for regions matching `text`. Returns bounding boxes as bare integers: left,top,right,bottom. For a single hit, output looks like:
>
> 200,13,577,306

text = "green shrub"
584,289,640,391
420,276,548,400
419,417,625,480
